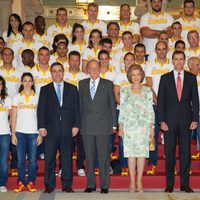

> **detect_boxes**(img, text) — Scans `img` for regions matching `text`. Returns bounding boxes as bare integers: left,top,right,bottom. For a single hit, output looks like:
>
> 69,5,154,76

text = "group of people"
0,0,200,194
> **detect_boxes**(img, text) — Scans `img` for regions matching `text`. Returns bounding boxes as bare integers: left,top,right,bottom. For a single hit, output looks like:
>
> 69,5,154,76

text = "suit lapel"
62,82,69,107
93,78,103,100
180,71,187,102
50,83,60,106
86,79,92,102
170,71,179,102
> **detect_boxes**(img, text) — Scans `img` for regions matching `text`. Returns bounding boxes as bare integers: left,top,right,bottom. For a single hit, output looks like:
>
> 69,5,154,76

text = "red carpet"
7,137,200,190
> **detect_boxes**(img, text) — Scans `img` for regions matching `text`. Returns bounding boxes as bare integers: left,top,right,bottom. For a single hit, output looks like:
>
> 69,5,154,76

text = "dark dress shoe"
84,187,96,193
100,188,109,194
165,186,173,193
180,186,194,193
62,186,75,193
44,187,54,193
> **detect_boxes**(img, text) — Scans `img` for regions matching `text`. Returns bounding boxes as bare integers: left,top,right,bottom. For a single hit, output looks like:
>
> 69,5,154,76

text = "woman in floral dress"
119,64,154,192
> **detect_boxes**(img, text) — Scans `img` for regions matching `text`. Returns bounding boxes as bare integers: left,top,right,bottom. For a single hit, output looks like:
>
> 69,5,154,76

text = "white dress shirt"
173,70,184,87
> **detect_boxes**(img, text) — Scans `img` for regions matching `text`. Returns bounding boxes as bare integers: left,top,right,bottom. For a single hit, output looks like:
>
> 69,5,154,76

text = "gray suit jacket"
79,77,117,135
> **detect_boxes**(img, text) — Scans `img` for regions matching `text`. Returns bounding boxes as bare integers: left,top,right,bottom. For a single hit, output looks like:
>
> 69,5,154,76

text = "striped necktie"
90,80,96,100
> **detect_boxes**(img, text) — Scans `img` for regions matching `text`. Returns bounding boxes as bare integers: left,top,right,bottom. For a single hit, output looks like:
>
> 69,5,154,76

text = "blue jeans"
37,141,45,158
148,105,159,166
72,133,85,170
119,137,128,168
16,132,38,185
192,131,197,140
110,133,116,153
0,134,10,186
110,109,118,153
10,143,18,169
117,109,128,168
195,116,200,151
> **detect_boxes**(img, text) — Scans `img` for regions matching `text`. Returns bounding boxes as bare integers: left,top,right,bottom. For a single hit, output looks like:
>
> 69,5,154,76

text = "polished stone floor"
1,190,200,200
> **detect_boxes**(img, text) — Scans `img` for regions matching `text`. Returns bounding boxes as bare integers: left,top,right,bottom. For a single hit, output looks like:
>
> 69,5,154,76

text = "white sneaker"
110,166,113,175
58,169,62,177
161,133,164,145
0,186,7,192
77,169,86,176
40,153,45,160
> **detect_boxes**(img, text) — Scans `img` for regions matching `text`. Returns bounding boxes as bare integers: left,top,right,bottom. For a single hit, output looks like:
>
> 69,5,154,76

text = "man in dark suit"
79,60,117,194
157,51,199,193
37,62,80,193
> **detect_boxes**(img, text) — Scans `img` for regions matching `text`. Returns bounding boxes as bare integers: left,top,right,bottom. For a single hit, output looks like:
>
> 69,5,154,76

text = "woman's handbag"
149,137,156,151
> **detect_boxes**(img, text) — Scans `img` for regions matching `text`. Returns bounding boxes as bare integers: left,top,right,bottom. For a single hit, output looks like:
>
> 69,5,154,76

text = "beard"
152,7,162,13
185,12,194,17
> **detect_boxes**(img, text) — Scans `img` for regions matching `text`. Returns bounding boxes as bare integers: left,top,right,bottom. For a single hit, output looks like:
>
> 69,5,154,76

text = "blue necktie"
56,83,61,105
90,81,95,100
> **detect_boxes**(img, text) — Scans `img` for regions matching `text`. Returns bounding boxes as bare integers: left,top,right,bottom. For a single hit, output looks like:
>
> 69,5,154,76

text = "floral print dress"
119,86,154,158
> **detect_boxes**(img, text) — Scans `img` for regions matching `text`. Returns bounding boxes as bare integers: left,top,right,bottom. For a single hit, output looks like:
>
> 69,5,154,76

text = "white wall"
12,0,22,17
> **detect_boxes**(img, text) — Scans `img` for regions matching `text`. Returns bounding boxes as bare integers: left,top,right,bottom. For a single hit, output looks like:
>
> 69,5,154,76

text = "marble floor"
1,190,200,200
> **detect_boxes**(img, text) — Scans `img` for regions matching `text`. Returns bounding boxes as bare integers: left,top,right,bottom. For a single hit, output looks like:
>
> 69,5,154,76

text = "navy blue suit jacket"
158,70,199,128
37,81,80,137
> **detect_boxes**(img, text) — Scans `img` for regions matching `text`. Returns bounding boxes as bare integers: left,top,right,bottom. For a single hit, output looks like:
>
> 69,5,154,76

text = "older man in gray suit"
79,60,117,194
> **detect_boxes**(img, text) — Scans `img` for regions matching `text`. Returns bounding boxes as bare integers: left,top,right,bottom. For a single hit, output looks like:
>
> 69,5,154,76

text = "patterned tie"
176,72,182,101
56,83,61,105
90,80,96,100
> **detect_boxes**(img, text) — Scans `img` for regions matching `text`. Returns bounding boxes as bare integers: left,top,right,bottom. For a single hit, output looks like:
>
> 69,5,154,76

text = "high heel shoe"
137,182,144,193
129,184,135,193
137,187,144,193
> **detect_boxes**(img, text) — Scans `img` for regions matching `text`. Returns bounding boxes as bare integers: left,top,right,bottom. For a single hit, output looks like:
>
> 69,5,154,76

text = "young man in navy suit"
158,51,199,193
